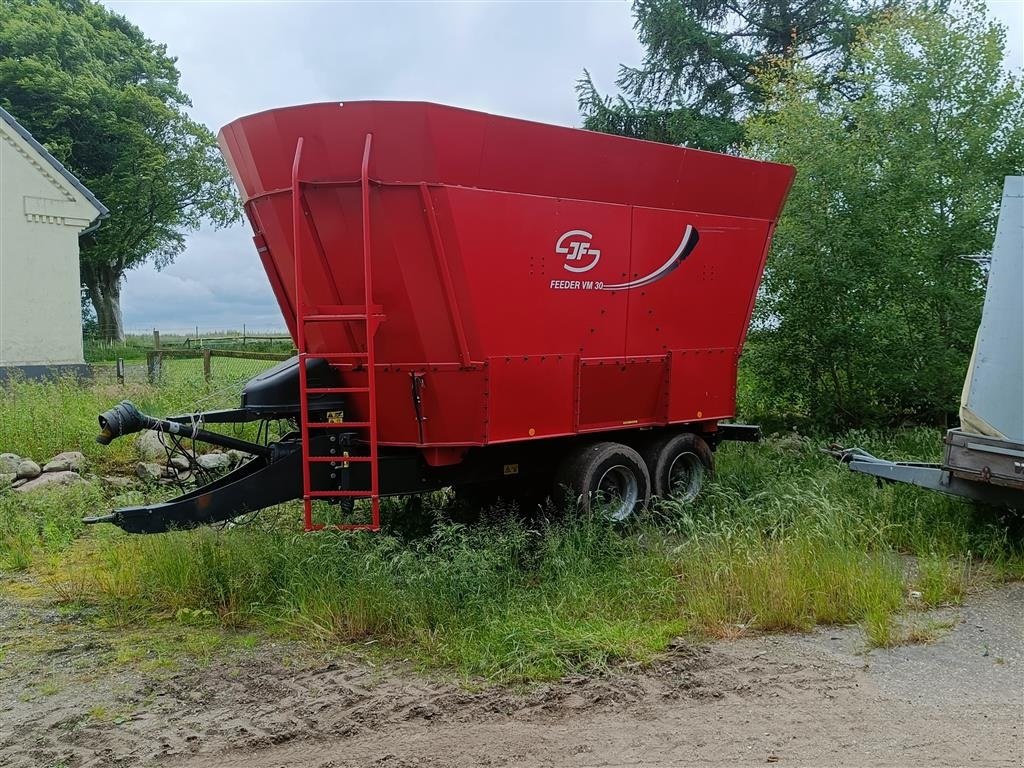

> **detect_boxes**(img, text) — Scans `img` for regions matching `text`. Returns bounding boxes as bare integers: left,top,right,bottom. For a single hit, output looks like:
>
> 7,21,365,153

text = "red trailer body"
218,101,794,458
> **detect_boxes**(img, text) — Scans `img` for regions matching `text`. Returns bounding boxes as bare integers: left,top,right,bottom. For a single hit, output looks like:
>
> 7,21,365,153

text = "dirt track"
2,583,1021,768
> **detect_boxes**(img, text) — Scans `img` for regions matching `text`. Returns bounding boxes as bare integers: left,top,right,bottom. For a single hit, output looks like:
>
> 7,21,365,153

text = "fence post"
203,349,212,383
153,329,161,350
116,357,125,385
146,350,163,384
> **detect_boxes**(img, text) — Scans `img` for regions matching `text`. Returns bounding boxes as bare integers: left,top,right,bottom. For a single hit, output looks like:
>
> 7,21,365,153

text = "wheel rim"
594,464,639,521
667,451,704,502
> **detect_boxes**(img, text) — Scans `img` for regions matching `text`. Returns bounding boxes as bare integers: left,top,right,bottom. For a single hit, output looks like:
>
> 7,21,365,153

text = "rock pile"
1,451,87,493
132,430,250,486
1,434,250,494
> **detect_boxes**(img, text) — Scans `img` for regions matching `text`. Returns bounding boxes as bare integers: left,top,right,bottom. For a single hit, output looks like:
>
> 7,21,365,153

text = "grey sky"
104,0,1023,334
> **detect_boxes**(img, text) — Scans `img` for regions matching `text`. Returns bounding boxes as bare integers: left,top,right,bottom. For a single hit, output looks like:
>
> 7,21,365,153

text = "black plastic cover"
241,356,345,415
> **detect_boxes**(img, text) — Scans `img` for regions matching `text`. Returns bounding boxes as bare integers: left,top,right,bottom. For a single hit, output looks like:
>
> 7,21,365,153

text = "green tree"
0,0,238,341
743,1,1024,426
578,0,897,152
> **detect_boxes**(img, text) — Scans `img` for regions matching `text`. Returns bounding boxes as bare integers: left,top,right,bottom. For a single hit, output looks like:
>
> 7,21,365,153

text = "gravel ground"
1,581,1020,768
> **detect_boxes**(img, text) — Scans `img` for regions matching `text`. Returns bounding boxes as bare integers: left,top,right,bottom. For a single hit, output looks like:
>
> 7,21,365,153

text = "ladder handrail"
291,137,315,531
360,133,381,530
292,133,381,532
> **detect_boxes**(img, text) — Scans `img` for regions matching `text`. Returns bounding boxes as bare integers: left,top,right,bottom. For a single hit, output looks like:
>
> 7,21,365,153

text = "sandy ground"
1,582,1021,768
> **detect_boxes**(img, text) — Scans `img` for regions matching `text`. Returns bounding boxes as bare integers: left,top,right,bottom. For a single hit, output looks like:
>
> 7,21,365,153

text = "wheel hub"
595,464,639,521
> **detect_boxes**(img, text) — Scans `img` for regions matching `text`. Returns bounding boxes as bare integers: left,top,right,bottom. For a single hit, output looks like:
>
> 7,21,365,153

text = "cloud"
104,0,644,331
119,225,285,332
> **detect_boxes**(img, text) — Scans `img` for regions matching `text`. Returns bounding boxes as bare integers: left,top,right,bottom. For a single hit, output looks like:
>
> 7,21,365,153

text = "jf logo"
555,230,601,273
553,225,701,290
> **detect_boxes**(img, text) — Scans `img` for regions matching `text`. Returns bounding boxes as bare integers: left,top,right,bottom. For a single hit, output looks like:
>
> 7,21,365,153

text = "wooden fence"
145,348,292,384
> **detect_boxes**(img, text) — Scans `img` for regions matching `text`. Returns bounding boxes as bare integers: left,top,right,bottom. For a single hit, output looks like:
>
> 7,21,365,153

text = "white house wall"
0,119,99,367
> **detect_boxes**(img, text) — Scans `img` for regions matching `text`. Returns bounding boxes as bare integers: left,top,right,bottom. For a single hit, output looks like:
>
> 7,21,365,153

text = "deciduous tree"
743,1,1024,425
0,0,238,340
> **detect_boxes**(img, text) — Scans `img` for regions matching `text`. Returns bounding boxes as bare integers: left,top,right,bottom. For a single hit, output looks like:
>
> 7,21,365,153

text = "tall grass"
0,361,276,470
48,432,1018,681
0,482,112,570
85,517,895,679
79,516,686,680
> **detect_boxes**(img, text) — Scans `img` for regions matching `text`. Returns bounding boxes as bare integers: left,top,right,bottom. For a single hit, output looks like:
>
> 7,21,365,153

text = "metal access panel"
960,176,1023,443
944,428,1024,491
576,357,668,431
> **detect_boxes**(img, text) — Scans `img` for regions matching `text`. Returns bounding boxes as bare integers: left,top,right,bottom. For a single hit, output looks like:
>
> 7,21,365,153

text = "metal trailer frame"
85,390,763,533
840,428,1024,508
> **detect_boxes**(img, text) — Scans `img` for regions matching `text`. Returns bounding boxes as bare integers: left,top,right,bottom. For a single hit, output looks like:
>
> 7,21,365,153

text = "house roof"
0,105,109,228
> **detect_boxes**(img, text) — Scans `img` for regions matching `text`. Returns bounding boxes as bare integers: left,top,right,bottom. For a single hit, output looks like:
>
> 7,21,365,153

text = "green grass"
0,483,110,570
0,359,278,472
915,553,970,606
2,371,1021,681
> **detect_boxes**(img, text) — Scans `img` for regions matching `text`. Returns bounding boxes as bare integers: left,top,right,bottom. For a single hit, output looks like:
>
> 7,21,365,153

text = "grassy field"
84,331,293,363
0,360,279,471
2,372,1019,682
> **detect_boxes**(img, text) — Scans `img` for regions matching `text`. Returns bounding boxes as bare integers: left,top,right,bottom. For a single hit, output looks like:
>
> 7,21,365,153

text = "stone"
15,459,41,480
135,430,168,462
169,455,191,471
0,473,15,488
226,449,252,466
0,453,22,474
101,475,135,488
42,451,86,473
14,471,87,493
136,462,164,481
197,453,232,471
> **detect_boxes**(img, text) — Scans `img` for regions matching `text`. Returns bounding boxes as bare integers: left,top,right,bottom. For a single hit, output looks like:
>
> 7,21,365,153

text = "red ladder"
291,134,382,531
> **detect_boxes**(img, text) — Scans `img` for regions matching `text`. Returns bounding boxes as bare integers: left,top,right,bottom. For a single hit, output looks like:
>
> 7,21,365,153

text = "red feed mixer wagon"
88,101,795,533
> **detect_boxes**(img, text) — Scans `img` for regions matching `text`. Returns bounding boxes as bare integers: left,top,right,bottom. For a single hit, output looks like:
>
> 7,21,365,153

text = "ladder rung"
310,304,384,316
306,455,374,463
305,387,369,394
308,352,368,361
304,314,372,323
308,491,372,499
307,522,381,532
305,421,371,429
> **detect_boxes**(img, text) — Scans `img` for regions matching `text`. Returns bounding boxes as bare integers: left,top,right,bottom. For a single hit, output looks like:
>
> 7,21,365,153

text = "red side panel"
666,349,738,423
217,101,795,448
487,356,576,442
442,187,632,359
578,358,668,432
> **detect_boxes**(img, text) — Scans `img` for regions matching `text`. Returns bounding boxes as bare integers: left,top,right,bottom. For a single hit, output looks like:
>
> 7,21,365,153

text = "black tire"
556,442,651,521
642,432,713,502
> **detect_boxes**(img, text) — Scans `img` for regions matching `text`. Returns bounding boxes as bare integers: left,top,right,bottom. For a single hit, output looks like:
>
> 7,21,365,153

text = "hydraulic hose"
96,400,271,457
